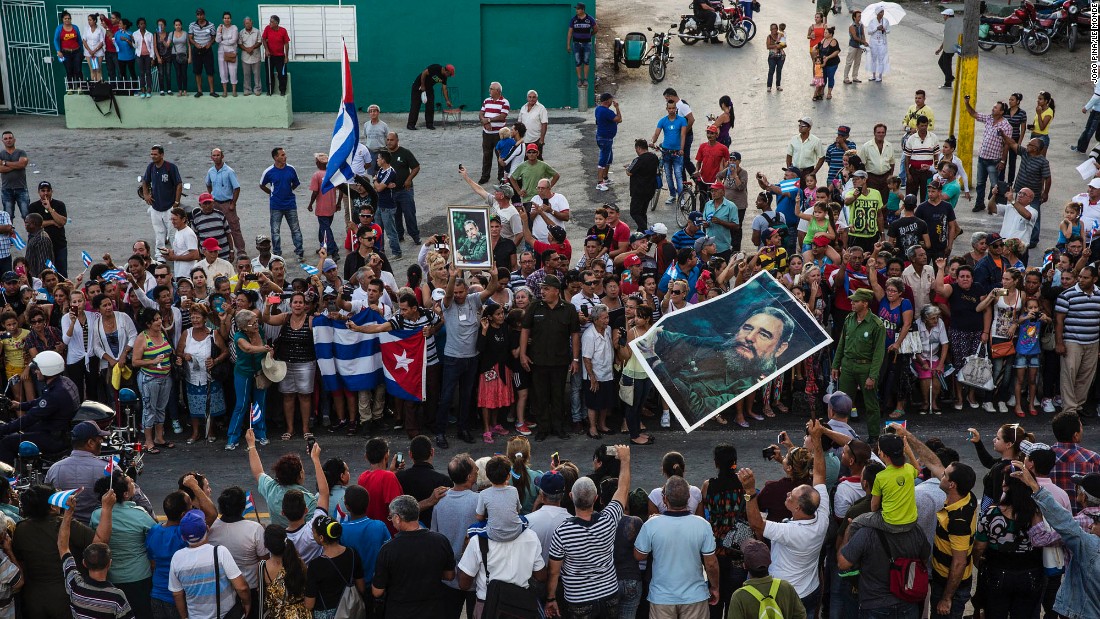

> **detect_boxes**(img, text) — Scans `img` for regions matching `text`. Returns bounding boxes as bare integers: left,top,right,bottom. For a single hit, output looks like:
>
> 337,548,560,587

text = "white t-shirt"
168,544,243,619
647,485,703,514
171,226,200,279
456,528,545,601
1072,192,1100,229
490,198,522,241
286,508,327,563
530,193,570,242
763,482,831,598
524,505,571,565
207,518,268,589
833,478,865,518
999,203,1038,244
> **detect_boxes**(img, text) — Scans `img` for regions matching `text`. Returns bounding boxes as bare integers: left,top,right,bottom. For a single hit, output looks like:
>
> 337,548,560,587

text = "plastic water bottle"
850,407,859,420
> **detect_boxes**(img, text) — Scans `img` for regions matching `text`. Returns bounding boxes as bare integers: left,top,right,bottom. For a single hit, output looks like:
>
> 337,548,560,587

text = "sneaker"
997,402,1008,414
527,422,538,428
516,423,533,436
482,431,494,444
435,434,449,449
1042,398,1056,413
1008,395,1016,407
224,443,238,451
1070,146,1081,152
596,182,609,191
982,402,996,413
172,420,183,434
660,411,671,428
1054,396,1063,408
664,196,676,205
258,438,270,446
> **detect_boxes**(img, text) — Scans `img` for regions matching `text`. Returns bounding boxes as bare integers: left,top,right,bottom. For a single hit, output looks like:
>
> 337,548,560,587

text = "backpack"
761,211,789,239
323,552,366,619
741,578,785,619
87,81,121,121
874,528,928,604
477,536,542,619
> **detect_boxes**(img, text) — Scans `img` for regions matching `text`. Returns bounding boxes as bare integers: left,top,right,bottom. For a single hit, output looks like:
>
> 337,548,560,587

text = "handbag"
323,553,366,619
255,370,272,390
213,545,246,619
991,339,1015,359
899,330,922,356
619,374,635,405
223,51,237,63
478,536,542,619
958,343,994,391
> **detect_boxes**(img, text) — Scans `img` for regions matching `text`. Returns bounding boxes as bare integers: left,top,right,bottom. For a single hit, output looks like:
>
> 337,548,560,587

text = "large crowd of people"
0,0,1097,617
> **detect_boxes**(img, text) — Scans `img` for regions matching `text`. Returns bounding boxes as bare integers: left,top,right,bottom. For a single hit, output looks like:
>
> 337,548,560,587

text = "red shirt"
357,468,403,534
610,220,631,249
60,27,80,51
104,21,119,52
533,239,572,263
825,263,871,312
262,25,290,56
695,141,730,184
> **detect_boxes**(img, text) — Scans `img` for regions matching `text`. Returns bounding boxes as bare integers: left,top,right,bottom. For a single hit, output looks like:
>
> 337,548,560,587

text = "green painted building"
0,0,595,116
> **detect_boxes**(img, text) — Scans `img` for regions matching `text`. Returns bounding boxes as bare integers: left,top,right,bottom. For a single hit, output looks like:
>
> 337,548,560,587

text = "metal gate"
1,0,58,115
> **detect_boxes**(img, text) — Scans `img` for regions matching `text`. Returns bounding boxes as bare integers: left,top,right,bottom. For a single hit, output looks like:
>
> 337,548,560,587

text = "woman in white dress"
83,14,106,82
866,9,890,82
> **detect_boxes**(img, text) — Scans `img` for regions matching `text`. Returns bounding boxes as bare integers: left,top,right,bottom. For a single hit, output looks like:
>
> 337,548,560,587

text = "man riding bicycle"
0,351,79,464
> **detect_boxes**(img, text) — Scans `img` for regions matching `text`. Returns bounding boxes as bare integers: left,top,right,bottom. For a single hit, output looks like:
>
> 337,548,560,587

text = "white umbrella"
861,1,906,27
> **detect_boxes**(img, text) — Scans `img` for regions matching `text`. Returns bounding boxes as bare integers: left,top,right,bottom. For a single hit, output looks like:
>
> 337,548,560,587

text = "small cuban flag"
11,231,25,251
301,263,319,276
48,488,79,509
82,251,93,268
102,269,127,282
335,502,349,523
244,491,257,514
250,402,262,425
1089,219,1100,244
45,259,56,271
103,455,119,476
1043,250,1055,267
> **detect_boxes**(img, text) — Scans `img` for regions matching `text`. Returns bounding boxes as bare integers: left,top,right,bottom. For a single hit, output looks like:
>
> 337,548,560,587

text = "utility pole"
955,0,982,183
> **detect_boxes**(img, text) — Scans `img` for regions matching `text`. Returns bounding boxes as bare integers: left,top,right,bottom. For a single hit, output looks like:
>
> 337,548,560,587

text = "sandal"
714,416,728,426
281,433,293,441
587,429,602,440
145,446,162,454
763,408,776,418
207,436,217,443
186,438,196,445
748,412,765,421
155,442,175,449
631,436,656,445
736,419,750,428
843,79,852,84
304,433,315,441
888,409,906,420
774,402,789,414
826,94,832,100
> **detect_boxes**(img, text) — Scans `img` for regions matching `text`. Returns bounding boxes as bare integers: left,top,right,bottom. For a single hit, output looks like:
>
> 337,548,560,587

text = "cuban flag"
312,307,425,401
1043,251,1055,267
82,251,93,268
48,489,79,508
1089,219,1100,244
244,491,257,514
335,502,349,523
102,269,127,282
321,40,359,193
302,263,319,276
103,455,119,476
250,402,262,425
10,231,25,251
45,259,56,271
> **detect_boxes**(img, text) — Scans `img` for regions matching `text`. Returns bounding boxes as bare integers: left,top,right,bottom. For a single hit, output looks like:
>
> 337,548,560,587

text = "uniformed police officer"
0,350,80,464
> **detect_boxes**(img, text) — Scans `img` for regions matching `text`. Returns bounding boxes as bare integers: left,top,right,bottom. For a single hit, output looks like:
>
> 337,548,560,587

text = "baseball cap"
824,390,854,416
37,181,52,190
694,236,716,253
687,211,704,226
494,183,514,198
812,234,831,248
431,288,446,302
799,116,813,127
852,170,868,178
1019,440,1051,457
1089,178,1100,190
255,234,271,245
604,202,621,212
180,509,208,544
575,2,586,8
987,232,1004,244
878,434,906,460
1,271,17,283
629,231,647,244
741,539,772,570
444,64,456,75
201,238,221,252
549,225,568,242
941,8,955,15
525,143,540,152
903,194,918,208
710,181,725,191
730,151,742,161
541,274,562,289
1072,473,1100,503
624,254,642,267
322,258,337,273
599,92,613,102
705,125,719,134
198,192,214,204
649,222,669,236
537,471,566,496
784,165,803,175
837,125,851,136
71,420,109,441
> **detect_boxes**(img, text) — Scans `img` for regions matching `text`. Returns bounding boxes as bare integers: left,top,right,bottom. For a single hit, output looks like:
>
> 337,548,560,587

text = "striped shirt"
974,114,1012,161
388,307,442,365
903,131,940,167
1055,284,1100,344
480,97,511,134
824,140,856,183
187,20,217,47
63,553,135,619
191,210,231,259
548,499,623,603
931,493,977,584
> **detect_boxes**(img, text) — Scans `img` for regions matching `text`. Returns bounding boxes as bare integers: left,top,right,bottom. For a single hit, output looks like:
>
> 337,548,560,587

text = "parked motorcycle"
613,25,676,83
978,1,1051,55
1035,0,1080,50
678,1,750,48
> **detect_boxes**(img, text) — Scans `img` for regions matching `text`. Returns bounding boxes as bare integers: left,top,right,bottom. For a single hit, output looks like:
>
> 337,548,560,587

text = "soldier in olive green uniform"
831,288,886,441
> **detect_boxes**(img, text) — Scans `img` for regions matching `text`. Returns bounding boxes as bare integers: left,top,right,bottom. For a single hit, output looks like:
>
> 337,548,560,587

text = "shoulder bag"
477,536,542,619
958,342,993,391
323,552,366,619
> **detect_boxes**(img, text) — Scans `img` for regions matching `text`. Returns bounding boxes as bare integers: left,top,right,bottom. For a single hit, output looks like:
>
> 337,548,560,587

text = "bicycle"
675,176,712,226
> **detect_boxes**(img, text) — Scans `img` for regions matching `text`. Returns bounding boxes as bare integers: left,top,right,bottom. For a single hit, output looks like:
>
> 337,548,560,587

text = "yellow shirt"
2,329,29,372
903,104,936,132
1032,107,1053,136
871,462,919,526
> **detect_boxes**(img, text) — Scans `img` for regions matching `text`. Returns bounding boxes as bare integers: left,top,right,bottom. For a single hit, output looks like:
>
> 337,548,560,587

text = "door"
480,4,575,109
1,0,57,115
0,19,10,111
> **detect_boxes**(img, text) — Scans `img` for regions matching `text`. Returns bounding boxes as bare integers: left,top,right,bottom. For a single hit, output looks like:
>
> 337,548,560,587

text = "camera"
605,446,618,457
762,446,776,460
245,274,259,282
341,284,354,301
305,436,316,458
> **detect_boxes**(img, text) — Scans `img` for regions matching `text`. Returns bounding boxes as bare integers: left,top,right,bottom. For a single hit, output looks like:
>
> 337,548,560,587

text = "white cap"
650,222,669,235
431,288,446,302
1089,178,1100,190
941,8,954,16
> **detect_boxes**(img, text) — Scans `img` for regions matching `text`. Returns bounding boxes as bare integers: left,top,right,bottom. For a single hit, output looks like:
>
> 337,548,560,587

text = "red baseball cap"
198,192,214,204
201,238,221,252
624,254,642,267
445,64,456,75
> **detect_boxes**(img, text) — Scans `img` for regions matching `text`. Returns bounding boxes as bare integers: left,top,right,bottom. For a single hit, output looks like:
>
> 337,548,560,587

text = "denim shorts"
1014,353,1041,369
596,137,614,168
572,41,593,66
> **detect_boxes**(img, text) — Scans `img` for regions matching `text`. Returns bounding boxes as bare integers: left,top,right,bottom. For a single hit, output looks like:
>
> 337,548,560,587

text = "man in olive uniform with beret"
831,288,886,442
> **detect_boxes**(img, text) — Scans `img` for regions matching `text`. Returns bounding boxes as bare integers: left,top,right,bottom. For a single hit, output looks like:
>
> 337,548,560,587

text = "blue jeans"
572,41,593,67
617,579,642,619
929,576,972,619
316,215,338,255
767,55,785,88
861,602,920,619
393,188,420,243
53,245,68,278
227,372,268,445
974,156,1002,203
1078,110,1100,153
269,208,304,258
0,187,29,220
377,206,402,256
596,137,614,169
437,354,478,434
823,63,838,89
828,554,859,619
624,376,652,439
566,593,619,619
800,585,822,619
662,151,684,197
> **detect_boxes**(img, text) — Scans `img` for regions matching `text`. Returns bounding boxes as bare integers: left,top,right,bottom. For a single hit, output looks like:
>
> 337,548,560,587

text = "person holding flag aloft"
224,310,271,451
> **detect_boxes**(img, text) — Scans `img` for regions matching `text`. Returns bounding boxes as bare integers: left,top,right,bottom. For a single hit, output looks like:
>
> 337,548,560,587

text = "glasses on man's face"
583,280,595,286
156,272,170,279
360,212,373,218
538,185,551,191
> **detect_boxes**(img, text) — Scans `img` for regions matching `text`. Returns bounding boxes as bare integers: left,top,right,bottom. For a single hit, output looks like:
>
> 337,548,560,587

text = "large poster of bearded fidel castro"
629,270,833,432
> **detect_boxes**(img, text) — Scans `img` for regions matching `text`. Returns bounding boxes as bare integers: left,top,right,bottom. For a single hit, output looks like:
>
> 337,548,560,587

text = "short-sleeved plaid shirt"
1053,442,1100,512
975,114,1013,161
0,211,10,258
